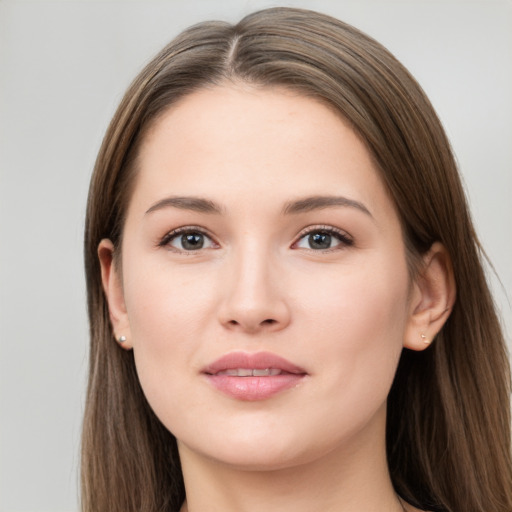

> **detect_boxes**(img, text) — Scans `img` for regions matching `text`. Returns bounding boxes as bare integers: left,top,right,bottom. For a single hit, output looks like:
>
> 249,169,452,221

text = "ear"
404,242,456,351
98,239,133,350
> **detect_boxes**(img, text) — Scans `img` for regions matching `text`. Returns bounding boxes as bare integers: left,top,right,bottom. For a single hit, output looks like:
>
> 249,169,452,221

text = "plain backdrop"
0,1,511,510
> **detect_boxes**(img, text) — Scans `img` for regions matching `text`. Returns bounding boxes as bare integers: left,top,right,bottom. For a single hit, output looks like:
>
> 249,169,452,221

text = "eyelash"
293,225,354,252
158,225,354,253
158,225,217,252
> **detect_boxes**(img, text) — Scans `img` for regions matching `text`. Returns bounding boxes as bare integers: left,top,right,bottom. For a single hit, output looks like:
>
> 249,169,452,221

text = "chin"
204,448,308,472
178,426,330,473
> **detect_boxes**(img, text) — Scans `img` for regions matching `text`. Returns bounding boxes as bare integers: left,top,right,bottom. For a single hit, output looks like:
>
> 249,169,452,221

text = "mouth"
213,368,285,376
203,351,307,401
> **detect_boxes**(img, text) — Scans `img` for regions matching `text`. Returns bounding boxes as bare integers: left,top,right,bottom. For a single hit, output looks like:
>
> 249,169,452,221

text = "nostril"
262,319,276,325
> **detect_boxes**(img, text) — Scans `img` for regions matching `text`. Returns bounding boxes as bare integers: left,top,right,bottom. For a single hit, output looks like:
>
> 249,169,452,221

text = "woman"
82,7,512,512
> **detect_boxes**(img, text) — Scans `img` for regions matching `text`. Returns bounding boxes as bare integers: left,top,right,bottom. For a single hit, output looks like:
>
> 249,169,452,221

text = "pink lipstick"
203,351,307,401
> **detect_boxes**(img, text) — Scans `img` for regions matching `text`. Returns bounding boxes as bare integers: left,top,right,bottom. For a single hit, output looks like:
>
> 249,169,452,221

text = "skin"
99,85,454,512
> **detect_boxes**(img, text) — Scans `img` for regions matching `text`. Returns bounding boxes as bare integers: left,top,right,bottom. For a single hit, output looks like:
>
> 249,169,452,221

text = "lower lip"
205,374,305,401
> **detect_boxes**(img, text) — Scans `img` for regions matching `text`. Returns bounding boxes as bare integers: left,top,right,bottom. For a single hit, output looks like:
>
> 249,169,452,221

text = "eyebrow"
282,195,373,217
145,196,223,215
144,194,372,218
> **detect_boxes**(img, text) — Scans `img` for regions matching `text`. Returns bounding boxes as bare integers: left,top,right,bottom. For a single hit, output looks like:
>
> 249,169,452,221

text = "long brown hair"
82,7,512,512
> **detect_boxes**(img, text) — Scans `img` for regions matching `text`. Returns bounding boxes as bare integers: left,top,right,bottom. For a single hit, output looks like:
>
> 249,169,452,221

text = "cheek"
300,253,410,338
124,256,215,341
122,260,217,400
298,254,410,392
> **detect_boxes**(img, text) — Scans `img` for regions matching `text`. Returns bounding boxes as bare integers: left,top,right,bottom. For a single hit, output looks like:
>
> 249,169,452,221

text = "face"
104,85,419,470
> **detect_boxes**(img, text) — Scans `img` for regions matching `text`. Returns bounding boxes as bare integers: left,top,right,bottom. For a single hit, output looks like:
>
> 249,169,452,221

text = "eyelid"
292,224,354,250
158,225,219,251
157,224,353,252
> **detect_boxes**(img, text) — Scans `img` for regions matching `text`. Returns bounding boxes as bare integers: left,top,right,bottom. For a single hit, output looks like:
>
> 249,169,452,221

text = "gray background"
1,0,511,510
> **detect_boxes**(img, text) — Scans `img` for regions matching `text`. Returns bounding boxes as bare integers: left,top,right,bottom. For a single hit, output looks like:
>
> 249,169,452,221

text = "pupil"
182,233,204,250
309,232,331,249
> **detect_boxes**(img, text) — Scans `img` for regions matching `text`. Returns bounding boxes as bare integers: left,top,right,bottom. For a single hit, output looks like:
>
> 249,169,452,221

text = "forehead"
129,85,394,219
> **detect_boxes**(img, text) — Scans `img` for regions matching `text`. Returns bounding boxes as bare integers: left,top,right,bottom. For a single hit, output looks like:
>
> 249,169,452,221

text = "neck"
178,408,406,512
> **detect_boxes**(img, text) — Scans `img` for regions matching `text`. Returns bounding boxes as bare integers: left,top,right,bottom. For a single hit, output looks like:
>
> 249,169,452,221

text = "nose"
217,245,291,334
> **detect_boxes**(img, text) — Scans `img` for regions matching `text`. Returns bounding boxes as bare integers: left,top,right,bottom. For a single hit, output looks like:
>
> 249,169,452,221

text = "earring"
118,335,127,343
421,333,430,345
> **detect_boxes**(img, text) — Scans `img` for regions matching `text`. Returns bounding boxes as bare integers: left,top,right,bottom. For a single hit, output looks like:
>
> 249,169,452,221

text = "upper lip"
203,351,307,375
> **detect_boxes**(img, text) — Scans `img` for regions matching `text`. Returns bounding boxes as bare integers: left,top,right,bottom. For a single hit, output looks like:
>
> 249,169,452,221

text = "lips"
203,351,307,401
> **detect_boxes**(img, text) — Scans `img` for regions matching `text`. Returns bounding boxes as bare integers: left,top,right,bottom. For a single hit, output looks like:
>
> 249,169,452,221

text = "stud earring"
421,333,430,345
118,335,127,343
